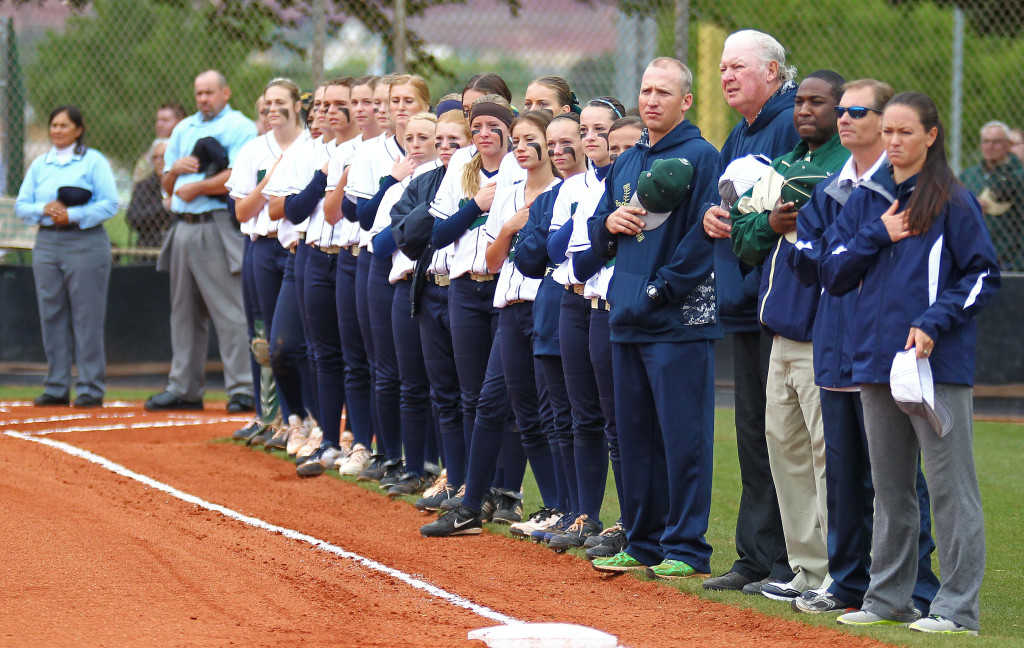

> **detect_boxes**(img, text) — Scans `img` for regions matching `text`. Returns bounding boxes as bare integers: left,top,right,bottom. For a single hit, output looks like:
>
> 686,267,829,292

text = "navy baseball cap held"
633,157,694,231
57,186,93,207
191,137,229,178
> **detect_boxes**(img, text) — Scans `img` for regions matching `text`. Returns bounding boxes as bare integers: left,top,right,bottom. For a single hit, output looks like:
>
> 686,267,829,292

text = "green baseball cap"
780,160,830,210
635,157,695,231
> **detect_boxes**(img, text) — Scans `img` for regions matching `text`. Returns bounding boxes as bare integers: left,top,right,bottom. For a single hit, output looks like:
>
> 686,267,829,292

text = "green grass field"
7,386,1021,645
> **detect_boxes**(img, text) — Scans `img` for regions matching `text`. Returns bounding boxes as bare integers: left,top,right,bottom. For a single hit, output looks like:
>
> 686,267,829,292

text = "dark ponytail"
886,92,958,234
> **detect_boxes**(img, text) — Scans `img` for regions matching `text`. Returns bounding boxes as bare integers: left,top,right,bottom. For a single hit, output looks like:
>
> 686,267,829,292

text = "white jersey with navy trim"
322,134,367,247
386,159,443,282
429,153,506,279
486,177,559,307
564,179,613,300
262,130,314,248
345,134,404,247
551,169,602,286
226,131,284,239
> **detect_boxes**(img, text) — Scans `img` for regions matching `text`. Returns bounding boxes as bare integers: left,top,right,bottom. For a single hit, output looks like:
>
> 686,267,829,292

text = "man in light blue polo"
146,70,256,412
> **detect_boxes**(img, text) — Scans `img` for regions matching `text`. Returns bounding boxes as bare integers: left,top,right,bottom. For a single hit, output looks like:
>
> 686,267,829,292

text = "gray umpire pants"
165,215,252,401
860,383,984,631
32,227,111,399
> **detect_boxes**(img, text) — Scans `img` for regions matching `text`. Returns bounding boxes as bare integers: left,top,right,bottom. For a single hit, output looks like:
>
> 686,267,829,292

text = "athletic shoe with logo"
356,454,387,482
491,488,524,524
741,576,774,595
387,472,431,498
294,425,323,463
646,559,711,580
909,615,978,636
584,525,627,560
591,551,645,573
762,580,802,601
337,443,371,475
837,610,917,627
509,508,564,539
420,506,482,537
295,444,343,478
378,459,405,489
531,512,577,544
548,514,603,553
584,520,619,549
792,588,853,614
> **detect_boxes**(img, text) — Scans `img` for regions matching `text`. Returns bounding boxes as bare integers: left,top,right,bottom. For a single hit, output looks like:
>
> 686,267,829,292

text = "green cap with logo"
632,157,695,231
780,160,830,210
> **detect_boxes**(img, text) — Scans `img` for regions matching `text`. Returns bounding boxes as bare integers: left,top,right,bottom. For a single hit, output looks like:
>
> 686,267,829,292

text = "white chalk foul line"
3,430,520,627
20,418,246,436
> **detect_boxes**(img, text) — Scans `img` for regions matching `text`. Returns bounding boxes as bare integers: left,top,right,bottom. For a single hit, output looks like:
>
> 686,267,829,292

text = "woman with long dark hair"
822,92,1000,635
16,105,118,408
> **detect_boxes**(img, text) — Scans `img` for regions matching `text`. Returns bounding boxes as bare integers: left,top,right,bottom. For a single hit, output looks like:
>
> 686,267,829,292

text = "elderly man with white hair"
960,120,1024,271
701,29,801,595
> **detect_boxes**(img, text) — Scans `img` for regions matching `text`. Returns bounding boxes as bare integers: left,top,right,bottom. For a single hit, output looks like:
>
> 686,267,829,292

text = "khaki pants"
765,336,829,591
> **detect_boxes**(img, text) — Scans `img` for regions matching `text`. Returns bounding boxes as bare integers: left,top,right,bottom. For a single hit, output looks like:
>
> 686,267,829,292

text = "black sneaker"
584,524,627,560
420,506,482,537
387,472,429,498
531,512,577,544
378,459,405,489
416,479,455,512
249,426,275,447
549,514,602,553
233,419,263,441
491,488,524,524
356,454,387,482
584,519,622,549
33,392,70,407
479,487,499,523
295,444,343,478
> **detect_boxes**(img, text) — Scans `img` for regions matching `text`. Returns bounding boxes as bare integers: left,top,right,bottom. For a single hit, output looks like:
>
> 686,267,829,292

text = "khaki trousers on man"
765,336,830,592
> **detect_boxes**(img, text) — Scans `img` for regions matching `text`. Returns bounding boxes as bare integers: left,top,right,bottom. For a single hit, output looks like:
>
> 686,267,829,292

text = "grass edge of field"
218,409,1024,648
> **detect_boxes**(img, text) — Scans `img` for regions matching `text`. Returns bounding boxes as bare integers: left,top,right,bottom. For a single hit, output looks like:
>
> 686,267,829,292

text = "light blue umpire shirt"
15,146,118,229
163,103,256,215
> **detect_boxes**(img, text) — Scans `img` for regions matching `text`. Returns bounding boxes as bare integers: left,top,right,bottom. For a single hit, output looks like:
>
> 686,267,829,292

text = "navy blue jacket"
590,120,721,343
819,168,1001,386
787,174,861,387
701,85,800,333
513,183,563,356
391,165,447,315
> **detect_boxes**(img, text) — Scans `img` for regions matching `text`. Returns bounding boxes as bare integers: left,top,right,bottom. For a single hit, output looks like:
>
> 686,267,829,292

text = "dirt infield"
0,404,890,648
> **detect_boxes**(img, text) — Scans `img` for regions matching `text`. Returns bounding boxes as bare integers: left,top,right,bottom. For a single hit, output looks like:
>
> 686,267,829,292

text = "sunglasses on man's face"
834,106,882,119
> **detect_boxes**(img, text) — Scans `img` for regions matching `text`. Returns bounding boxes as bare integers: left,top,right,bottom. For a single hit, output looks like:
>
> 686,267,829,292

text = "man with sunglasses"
786,79,939,615
727,70,850,603
700,29,800,596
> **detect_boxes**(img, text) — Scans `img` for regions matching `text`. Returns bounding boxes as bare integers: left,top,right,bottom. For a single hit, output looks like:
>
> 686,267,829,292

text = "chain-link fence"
1,0,1022,268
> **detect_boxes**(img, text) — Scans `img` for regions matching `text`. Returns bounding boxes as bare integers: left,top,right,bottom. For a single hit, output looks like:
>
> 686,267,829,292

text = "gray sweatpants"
860,383,984,631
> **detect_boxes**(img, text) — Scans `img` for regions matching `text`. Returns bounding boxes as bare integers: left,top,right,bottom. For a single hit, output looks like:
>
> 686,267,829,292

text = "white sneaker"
340,430,354,454
285,416,311,456
909,615,978,635
338,443,371,475
295,426,323,461
510,507,564,539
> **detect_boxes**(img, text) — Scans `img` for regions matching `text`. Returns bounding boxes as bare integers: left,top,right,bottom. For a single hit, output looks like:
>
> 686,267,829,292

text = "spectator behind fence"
1009,127,1023,162
15,105,118,408
126,139,173,247
959,120,1024,271
132,103,186,183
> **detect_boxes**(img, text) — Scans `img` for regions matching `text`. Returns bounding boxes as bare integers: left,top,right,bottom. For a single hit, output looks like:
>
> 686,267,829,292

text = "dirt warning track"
0,403,888,648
